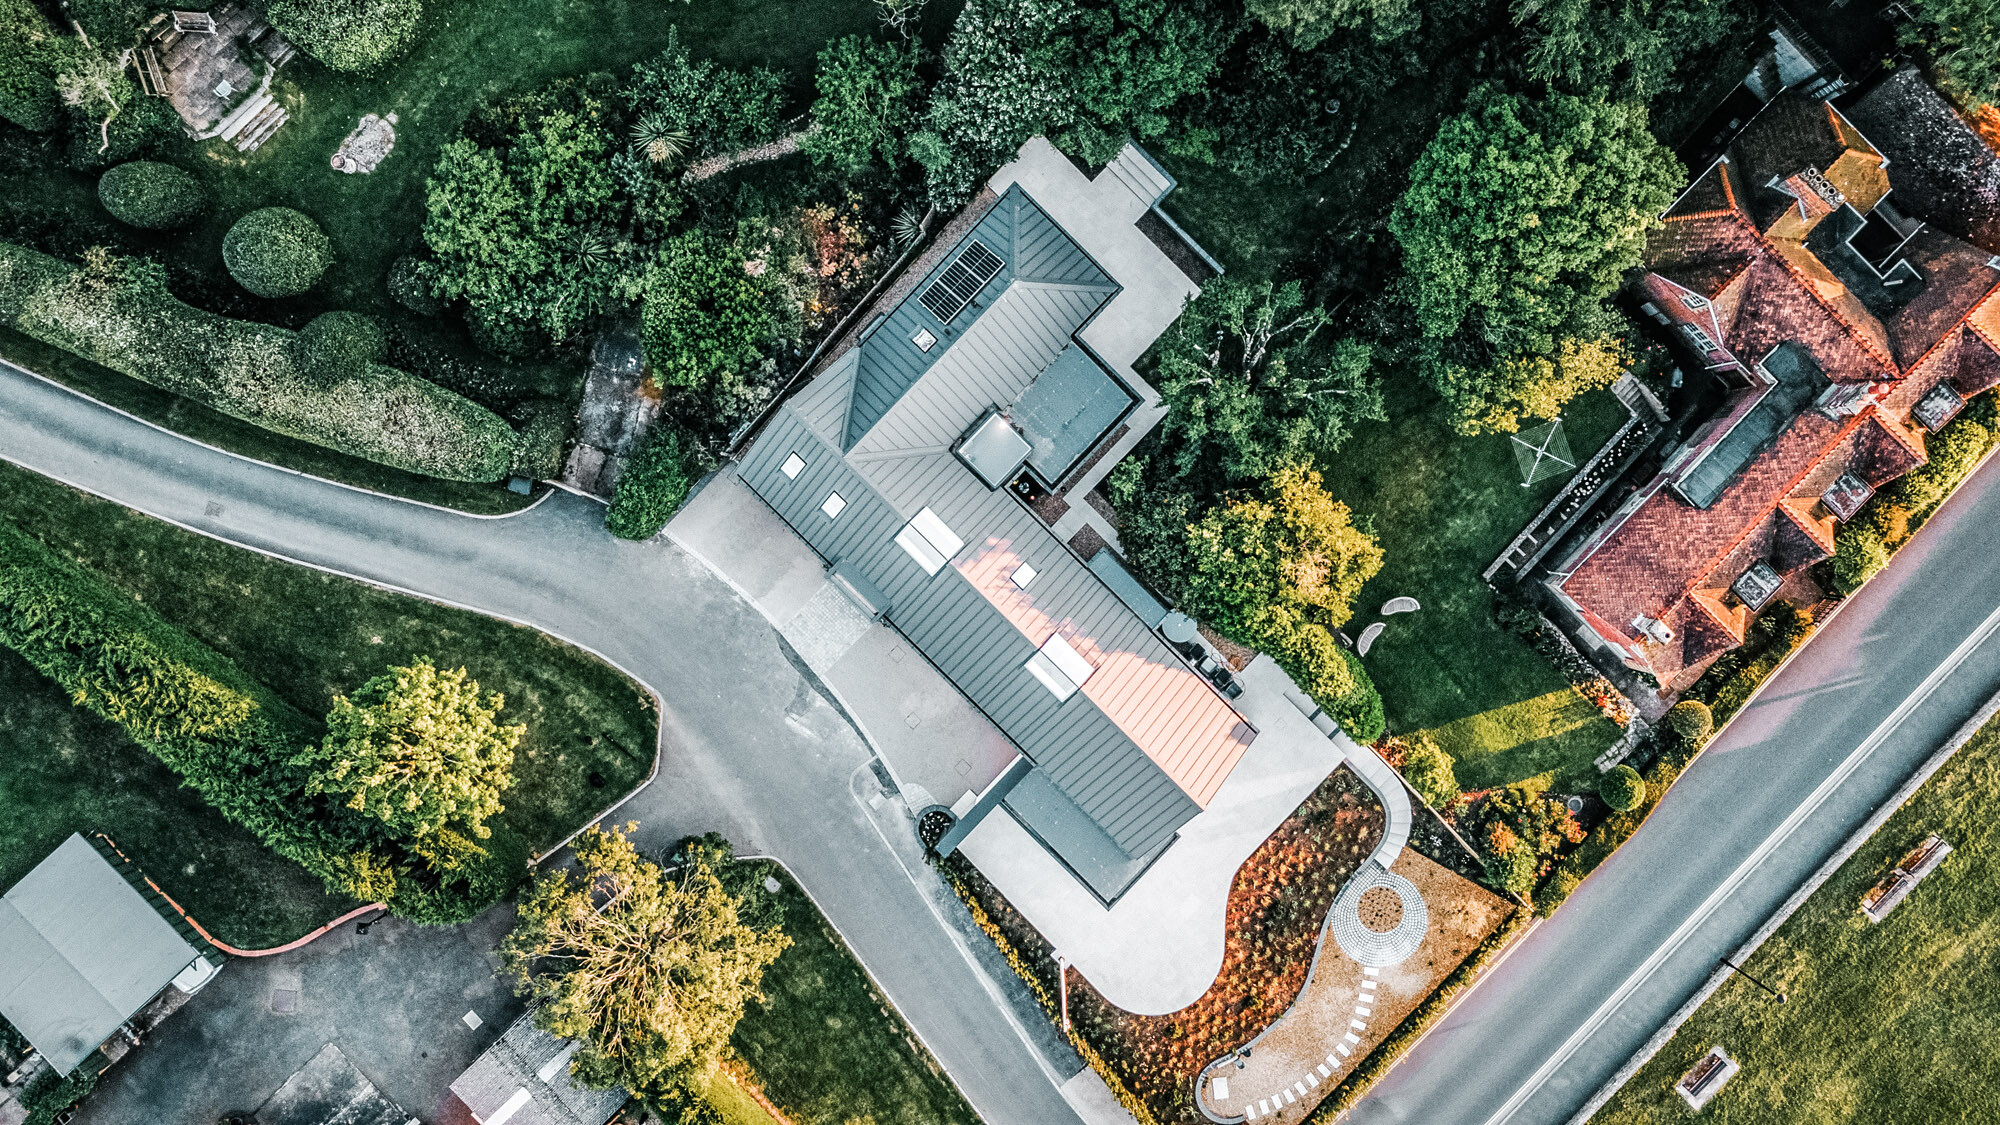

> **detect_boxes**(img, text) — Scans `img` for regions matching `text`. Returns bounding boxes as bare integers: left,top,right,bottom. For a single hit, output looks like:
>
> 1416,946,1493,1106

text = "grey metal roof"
1675,343,1830,508
1004,767,1170,902
845,186,1117,450
1013,344,1134,483
450,1010,628,1125
0,834,201,1075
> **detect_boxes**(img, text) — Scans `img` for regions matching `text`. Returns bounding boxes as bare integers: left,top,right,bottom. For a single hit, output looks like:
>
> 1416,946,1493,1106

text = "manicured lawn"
1321,379,1629,792
1591,712,2000,1124
0,462,658,936
0,645,354,949
702,1071,786,1125
731,861,980,1125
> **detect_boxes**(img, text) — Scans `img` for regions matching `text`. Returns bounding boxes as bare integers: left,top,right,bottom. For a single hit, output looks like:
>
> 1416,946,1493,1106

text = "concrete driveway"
0,361,1093,1125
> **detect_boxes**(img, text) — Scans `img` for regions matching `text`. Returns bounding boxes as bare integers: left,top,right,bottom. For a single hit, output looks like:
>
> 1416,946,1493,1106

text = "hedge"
296,309,387,375
607,427,706,540
1304,907,1531,1121
97,161,206,229
267,0,420,72
0,242,514,481
0,0,68,133
1266,621,1386,741
223,207,334,297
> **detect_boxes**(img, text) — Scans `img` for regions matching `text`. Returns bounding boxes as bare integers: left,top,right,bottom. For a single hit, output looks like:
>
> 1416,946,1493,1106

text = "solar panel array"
919,240,1004,323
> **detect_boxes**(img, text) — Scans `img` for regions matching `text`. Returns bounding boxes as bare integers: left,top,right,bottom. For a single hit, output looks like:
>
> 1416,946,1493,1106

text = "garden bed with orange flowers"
945,765,1386,1125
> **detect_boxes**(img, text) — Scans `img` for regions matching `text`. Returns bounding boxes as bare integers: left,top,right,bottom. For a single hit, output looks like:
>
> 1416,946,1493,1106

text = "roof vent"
919,240,1004,323
1632,615,1675,644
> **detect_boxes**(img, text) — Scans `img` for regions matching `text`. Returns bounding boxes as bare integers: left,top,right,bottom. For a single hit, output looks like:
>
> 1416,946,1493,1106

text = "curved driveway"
1353,445,2000,1124
0,361,1087,1125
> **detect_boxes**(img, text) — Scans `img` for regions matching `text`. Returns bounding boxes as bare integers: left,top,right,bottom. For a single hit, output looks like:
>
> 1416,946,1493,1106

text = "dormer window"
1682,323,1718,352
1681,294,1709,311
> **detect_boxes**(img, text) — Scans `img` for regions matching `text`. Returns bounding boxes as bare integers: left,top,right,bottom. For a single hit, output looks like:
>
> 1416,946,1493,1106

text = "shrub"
386,254,443,316
1886,415,1995,517
295,310,387,376
20,1064,98,1125
607,428,704,540
510,400,571,481
223,207,334,298
1264,622,1386,742
267,0,420,72
1600,764,1646,812
96,160,204,229
1828,522,1890,597
624,28,787,159
0,242,514,481
1663,699,1713,747
1401,733,1459,809
642,230,775,396
1483,840,1538,900
0,0,73,133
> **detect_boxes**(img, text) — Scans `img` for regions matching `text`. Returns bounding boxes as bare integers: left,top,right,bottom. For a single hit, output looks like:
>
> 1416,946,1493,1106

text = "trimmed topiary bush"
97,160,205,229
509,400,571,481
295,310,387,376
1600,764,1646,812
1664,699,1713,747
0,242,514,481
607,427,705,540
267,0,421,72
1828,521,1891,596
386,254,443,316
223,207,333,297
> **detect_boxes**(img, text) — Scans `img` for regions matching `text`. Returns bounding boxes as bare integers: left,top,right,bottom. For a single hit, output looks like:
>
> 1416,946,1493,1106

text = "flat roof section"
1676,343,1831,508
1013,344,1134,484
957,410,1032,489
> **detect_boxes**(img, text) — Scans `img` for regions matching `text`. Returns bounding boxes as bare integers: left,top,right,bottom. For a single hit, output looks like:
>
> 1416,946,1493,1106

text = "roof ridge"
1776,494,1837,552
1664,208,1742,223
1864,403,1929,461
1905,279,2000,377
1757,234,1900,372
1686,587,1746,642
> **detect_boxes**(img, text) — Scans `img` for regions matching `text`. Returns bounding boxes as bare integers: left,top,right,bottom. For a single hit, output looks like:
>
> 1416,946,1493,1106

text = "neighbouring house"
0,834,220,1078
735,139,1253,905
446,1011,627,1125
1546,78,2000,693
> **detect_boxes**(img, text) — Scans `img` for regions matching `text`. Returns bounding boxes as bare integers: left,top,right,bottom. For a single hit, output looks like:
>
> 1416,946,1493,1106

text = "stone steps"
234,102,289,153
212,90,271,142
1099,143,1174,212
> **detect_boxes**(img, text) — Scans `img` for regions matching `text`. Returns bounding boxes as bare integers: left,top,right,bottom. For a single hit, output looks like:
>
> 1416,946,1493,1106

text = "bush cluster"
0,0,71,134
386,254,443,316
224,207,335,298
0,242,514,481
1399,733,1460,809
606,427,707,540
1663,699,1713,747
510,400,571,481
1684,600,1814,724
295,309,387,376
267,0,421,72
97,161,205,229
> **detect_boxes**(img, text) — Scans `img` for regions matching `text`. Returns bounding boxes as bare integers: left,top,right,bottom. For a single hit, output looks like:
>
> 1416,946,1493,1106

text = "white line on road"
1480,597,2000,1125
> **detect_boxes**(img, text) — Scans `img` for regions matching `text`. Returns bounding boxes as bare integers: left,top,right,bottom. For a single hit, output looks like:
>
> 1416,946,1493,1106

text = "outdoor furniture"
1676,1046,1739,1110
1860,834,1952,922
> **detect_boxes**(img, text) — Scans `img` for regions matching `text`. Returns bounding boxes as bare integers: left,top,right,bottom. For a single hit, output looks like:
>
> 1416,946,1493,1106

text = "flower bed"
944,766,1385,1125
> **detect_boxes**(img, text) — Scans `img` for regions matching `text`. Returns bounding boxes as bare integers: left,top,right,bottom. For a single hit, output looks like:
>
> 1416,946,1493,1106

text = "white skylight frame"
913,327,938,352
1011,562,1038,589
821,491,847,519
781,452,807,479
1024,632,1093,701
894,507,965,575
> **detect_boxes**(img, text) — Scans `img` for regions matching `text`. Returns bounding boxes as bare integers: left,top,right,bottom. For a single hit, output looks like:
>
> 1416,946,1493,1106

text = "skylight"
919,240,1004,323
1024,632,1093,701
894,507,965,575
821,491,847,519
781,453,806,479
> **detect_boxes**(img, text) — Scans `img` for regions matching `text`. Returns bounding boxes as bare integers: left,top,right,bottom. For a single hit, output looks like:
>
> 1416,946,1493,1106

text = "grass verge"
0,461,657,939
731,861,979,1125
1589,710,2000,1123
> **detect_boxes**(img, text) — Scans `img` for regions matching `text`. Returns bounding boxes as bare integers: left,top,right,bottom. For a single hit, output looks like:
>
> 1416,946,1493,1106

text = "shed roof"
0,834,202,1075
449,1011,627,1125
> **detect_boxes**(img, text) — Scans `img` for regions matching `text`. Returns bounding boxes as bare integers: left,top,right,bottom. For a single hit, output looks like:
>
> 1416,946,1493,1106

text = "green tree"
1152,278,1383,488
267,0,421,72
1828,522,1890,596
641,230,775,399
624,29,788,160
1515,0,1739,101
1433,333,1627,435
0,0,73,132
1401,733,1459,808
607,428,705,540
1180,462,1383,639
1902,0,2000,106
803,36,924,171
299,659,522,855
422,94,625,347
1391,88,1678,429
502,824,791,1099
223,207,334,297
1244,0,1421,48
1599,764,1646,812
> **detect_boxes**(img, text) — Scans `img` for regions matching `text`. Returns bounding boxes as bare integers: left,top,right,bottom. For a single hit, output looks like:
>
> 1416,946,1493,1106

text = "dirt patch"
1201,852,1514,1123
953,767,1386,1125
1033,490,1071,525
1068,524,1109,561
1198,625,1258,672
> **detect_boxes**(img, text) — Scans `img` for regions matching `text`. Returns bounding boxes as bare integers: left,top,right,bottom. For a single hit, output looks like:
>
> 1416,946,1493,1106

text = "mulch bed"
952,766,1385,1125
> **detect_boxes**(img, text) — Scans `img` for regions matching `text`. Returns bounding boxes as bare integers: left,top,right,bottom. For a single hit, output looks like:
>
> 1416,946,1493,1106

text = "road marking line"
1480,597,2000,1125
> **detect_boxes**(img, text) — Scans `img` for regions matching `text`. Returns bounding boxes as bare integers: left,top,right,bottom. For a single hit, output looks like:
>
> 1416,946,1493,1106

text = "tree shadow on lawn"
1417,689,1610,792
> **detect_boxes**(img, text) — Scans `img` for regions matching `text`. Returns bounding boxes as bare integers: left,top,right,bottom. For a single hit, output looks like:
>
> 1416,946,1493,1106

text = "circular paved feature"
1329,861,1427,967
1358,885,1404,933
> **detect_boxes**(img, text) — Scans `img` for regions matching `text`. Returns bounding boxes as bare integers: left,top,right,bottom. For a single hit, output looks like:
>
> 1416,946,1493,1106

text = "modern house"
736,140,1251,903
447,1011,627,1125
0,834,220,1077
1547,80,2000,690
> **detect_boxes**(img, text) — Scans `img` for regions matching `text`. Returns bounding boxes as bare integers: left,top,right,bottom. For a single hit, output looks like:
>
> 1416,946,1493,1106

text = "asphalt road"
0,362,1086,1125
1352,438,2000,1124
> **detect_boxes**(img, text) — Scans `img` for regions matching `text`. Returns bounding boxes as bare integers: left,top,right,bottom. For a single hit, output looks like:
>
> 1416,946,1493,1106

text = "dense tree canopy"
299,659,521,861
641,229,776,403
0,0,71,133
802,35,924,172
1515,0,1739,101
1901,0,2000,106
1245,0,1421,48
502,825,790,1099
267,0,421,72
1151,278,1383,489
1432,333,1626,435
1391,87,1678,431
624,29,787,160
1180,462,1383,638
422,90,625,346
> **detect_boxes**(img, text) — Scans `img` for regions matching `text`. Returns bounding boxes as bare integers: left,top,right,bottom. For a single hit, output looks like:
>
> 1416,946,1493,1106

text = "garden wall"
0,242,516,482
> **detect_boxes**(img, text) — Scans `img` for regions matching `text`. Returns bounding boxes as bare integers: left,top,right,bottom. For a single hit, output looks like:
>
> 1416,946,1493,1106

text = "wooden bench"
1676,1046,1740,1110
1860,834,1952,923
